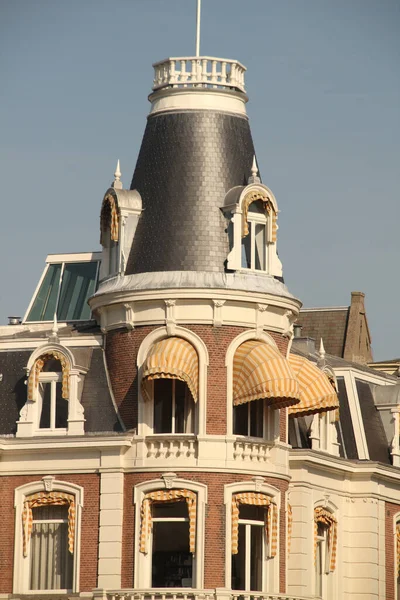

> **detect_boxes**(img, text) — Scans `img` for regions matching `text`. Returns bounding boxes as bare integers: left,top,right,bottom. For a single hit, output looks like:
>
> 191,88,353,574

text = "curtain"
139,489,197,554
100,194,119,243
27,352,70,401
29,505,73,590
287,503,293,555
314,507,337,572
231,492,278,558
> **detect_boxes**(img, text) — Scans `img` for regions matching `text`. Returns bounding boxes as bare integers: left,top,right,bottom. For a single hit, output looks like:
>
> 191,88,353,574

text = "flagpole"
195,0,201,57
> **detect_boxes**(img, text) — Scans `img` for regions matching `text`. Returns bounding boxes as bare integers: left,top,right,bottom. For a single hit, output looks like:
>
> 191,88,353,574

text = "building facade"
1,53,400,600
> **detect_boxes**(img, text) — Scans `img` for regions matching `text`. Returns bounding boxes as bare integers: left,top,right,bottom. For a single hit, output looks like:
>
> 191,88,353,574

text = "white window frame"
16,344,86,438
233,399,277,441
13,478,84,594
137,327,209,437
312,499,338,600
224,480,280,594
233,506,267,591
37,372,67,432
241,210,268,272
134,476,207,589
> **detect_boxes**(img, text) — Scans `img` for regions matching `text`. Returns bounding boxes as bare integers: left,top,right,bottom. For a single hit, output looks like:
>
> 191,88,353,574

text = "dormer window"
17,346,86,437
223,182,282,278
241,200,268,270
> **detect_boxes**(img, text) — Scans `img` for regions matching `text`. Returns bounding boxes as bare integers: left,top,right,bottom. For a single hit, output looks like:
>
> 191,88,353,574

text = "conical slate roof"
126,86,255,275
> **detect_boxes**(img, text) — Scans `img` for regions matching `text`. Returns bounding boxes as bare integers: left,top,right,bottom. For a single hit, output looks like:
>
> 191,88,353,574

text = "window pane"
175,381,194,434
241,234,251,268
39,383,51,429
239,505,265,522
153,501,188,519
233,403,249,436
232,523,246,590
152,521,192,587
29,506,73,590
250,399,264,438
55,382,68,429
250,525,263,591
57,262,98,321
154,379,173,433
26,264,62,322
248,200,265,214
42,359,62,373
254,223,265,270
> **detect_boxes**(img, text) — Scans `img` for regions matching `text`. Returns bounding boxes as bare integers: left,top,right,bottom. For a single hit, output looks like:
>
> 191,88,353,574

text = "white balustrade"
146,436,197,460
105,591,310,600
233,439,272,463
152,57,246,93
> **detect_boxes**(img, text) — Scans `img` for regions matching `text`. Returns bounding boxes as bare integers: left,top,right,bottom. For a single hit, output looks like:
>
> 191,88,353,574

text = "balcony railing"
105,590,311,600
152,57,246,93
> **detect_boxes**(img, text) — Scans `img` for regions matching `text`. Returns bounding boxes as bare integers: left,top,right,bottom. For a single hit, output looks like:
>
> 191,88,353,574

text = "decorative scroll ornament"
242,191,277,242
27,351,69,401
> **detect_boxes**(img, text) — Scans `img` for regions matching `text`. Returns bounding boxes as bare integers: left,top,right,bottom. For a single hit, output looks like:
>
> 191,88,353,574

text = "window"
232,504,265,591
13,479,83,594
153,379,194,434
30,504,73,590
314,507,337,599
241,201,267,271
24,253,100,323
152,501,193,587
37,359,68,430
234,399,264,438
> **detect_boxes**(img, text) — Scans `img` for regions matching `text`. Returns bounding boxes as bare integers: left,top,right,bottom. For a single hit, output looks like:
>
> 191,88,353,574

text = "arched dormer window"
223,183,282,278
17,345,86,437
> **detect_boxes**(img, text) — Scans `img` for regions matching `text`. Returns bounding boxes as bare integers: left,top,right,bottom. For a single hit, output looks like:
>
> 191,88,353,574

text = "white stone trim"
13,478,84,594
223,479,281,593
137,326,209,437
98,471,124,588
149,88,247,116
133,476,207,589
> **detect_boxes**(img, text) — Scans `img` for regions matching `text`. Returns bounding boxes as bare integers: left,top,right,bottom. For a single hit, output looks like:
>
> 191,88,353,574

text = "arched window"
17,346,85,437
224,481,280,594
141,336,199,435
134,476,207,589
314,506,337,598
13,478,83,594
241,200,268,271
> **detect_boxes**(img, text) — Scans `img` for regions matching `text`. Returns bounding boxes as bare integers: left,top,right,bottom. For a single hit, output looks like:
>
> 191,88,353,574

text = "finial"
49,313,59,343
195,0,201,57
317,338,326,367
112,159,123,190
248,155,260,184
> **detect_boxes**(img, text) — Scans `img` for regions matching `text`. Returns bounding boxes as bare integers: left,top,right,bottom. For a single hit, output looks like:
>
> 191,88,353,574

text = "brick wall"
0,473,100,593
385,501,400,600
106,325,289,435
122,471,288,592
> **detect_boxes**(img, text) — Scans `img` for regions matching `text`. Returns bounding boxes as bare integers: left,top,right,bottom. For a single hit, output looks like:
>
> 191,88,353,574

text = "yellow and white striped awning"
233,340,300,409
231,492,278,558
142,337,198,403
288,354,339,417
314,506,337,572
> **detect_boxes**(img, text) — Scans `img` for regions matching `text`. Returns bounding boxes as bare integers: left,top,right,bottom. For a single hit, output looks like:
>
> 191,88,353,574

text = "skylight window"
24,253,101,323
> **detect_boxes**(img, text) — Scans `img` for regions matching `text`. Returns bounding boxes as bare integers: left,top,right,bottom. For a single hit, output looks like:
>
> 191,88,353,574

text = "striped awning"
139,489,197,554
242,191,277,243
22,491,75,557
314,507,337,572
100,194,119,243
233,340,300,409
288,354,339,417
142,337,198,403
27,351,69,401
231,492,278,558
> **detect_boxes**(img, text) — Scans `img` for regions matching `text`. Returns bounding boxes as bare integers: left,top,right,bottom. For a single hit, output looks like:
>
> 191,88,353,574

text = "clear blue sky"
1,0,399,360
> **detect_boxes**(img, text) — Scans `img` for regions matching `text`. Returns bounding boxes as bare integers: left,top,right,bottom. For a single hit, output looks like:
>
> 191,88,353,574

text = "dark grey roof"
0,347,120,435
355,378,391,464
126,109,255,275
297,308,349,358
336,376,358,459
